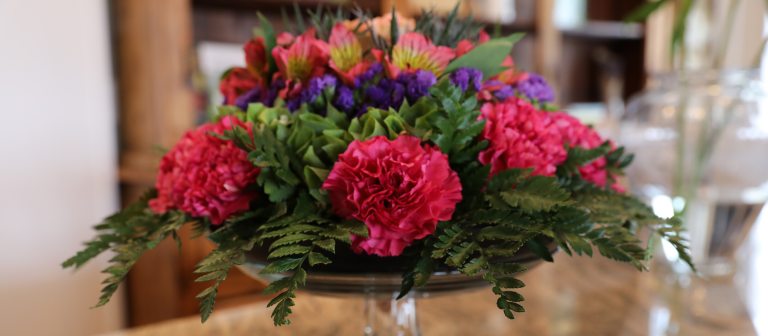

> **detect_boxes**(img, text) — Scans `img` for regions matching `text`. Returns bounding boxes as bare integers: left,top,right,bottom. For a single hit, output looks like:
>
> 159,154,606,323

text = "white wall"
0,0,124,335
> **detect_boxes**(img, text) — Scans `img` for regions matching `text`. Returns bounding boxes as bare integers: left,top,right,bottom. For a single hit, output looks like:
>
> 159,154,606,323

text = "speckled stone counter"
104,255,757,336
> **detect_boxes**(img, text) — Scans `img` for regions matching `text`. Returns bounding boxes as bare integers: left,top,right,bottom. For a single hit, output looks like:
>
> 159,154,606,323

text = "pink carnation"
551,112,624,192
149,116,260,224
478,98,566,176
322,135,462,257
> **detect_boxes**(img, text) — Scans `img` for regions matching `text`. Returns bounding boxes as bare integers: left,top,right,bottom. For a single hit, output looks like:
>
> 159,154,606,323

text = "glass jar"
620,69,768,277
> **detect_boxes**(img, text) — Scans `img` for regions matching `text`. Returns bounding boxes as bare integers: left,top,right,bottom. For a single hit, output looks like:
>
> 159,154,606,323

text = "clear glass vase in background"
621,0,768,332
620,70,768,331
621,69,768,277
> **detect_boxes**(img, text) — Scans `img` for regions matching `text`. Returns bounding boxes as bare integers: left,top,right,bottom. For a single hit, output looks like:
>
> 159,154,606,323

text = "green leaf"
257,12,277,75
63,193,190,310
269,290,297,326
498,176,571,212
447,241,478,267
444,33,524,78
270,233,318,250
525,238,554,262
398,244,436,299
313,239,336,253
487,168,529,192
62,240,111,270
194,234,251,323
262,277,294,295
558,142,611,177
308,252,332,266
268,245,312,259
625,0,669,22
671,0,693,60
390,6,399,46
261,257,304,274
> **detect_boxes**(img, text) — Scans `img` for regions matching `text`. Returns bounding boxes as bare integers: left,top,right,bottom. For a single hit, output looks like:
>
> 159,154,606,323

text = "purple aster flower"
334,86,355,112
234,87,262,111
450,68,483,91
493,84,516,101
355,103,372,117
263,78,286,107
286,74,338,111
515,73,554,102
390,81,405,107
355,63,384,88
364,77,404,109
365,84,388,107
399,70,436,102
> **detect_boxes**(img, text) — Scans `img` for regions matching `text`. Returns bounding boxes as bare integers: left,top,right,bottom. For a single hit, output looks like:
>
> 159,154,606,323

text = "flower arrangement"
64,7,693,326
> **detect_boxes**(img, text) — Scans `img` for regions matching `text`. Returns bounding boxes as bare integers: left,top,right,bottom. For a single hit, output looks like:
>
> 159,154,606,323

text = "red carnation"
322,135,462,257
149,116,260,224
552,112,624,192
478,98,566,176
219,67,259,105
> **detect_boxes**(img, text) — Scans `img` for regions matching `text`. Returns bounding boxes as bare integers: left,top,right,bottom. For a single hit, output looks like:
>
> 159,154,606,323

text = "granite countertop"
105,255,757,336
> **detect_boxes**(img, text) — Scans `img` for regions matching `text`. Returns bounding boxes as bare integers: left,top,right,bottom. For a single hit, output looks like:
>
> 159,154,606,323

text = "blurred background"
1,0,766,335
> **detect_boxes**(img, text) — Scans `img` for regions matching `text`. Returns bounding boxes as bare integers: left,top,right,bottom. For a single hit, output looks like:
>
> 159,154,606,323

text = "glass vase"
619,69,768,277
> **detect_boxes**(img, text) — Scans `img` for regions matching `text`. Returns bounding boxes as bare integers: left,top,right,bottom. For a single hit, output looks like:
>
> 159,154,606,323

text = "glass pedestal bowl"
236,241,557,335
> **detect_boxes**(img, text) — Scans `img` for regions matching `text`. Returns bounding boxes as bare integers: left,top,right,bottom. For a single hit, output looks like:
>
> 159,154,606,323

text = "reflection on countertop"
104,225,768,336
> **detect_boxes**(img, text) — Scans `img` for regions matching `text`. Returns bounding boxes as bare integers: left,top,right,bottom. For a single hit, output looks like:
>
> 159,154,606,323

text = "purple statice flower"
364,78,404,110
334,86,355,112
285,96,302,111
515,73,554,102
399,70,436,102
234,87,262,111
355,103,372,117
350,65,437,116
354,63,384,88
263,78,286,107
449,68,483,91
493,84,515,101
286,74,338,111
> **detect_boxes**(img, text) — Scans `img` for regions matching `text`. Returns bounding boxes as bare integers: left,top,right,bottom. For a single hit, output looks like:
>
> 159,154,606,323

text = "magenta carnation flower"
322,135,462,257
478,98,567,176
149,116,260,225
551,112,624,192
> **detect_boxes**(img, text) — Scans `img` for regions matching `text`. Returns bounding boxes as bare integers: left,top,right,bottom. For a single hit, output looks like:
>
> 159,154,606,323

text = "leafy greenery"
414,4,485,47
443,33,524,79
252,193,365,325
195,234,251,322
625,0,670,22
62,190,191,307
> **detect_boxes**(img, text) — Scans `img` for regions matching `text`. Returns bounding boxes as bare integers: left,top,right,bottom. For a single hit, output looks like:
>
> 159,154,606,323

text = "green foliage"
194,236,251,322
414,4,485,47
625,0,670,22
427,81,487,164
399,159,693,322
225,103,353,204
348,108,409,140
397,242,436,299
444,33,524,79
416,212,535,320
671,0,693,60
62,190,192,308
246,192,366,325
557,142,612,177
495,176,571,212
255,13,277,75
